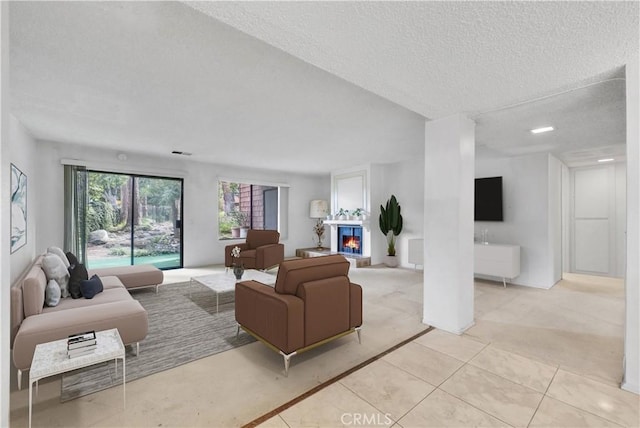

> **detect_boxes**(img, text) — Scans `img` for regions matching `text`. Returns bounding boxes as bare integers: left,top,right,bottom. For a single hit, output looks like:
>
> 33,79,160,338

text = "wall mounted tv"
475,176,503,221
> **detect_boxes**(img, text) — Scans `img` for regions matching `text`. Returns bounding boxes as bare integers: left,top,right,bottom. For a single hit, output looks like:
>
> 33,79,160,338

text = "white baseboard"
422,318,475,335
621,380,640,395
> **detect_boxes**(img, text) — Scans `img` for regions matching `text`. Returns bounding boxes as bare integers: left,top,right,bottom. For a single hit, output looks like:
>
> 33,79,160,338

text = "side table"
29,328,126,428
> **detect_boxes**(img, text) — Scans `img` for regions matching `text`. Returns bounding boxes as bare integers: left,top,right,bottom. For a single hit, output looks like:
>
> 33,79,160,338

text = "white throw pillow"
42,253,70,298
47,246,70,268
45,279,61,307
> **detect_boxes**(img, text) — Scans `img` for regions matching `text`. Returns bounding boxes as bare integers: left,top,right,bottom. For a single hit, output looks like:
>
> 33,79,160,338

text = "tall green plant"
379,195,403,256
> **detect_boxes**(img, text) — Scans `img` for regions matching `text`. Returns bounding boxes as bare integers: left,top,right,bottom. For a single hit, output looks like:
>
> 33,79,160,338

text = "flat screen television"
475,176,503,221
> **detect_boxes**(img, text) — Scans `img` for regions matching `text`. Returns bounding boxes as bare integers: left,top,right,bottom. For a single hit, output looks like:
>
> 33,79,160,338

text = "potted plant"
337,208,348,220
352,208,363,220
379,195,403,267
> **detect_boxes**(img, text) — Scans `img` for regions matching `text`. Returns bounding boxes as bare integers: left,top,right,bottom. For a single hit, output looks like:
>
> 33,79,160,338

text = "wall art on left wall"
11,163,27,253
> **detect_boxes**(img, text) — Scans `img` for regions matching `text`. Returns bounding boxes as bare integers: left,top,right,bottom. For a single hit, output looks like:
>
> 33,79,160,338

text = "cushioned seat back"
275,255,350,295
11,255,45,346
246,230,279,249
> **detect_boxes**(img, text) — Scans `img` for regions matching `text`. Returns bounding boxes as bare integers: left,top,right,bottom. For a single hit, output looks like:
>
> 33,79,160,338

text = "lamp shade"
309,200,329,218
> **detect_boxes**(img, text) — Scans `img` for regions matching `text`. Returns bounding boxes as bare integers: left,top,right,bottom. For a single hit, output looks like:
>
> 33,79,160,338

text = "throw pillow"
42,253,71,298
45,279,61,307
66,251,79,268
81,275,104,299
68,263,88,299
47,246,70,268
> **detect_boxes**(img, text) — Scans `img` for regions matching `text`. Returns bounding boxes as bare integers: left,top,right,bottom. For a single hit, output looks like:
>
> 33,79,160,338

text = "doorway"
85,171,183,269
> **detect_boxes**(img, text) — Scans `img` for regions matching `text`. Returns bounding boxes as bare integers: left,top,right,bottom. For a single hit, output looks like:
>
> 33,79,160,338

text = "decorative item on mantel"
337,208,348,220
309,200,329,249
231,246,244,280
379,195,403,268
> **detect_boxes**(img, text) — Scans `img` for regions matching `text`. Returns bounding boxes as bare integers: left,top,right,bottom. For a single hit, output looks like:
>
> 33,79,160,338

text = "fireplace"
338,225,363,255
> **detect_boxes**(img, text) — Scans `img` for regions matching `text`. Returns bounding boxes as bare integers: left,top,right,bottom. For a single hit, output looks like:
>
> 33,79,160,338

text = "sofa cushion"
246,230,279,249
45,280,61,307
89,264,163,289
66,251,79,267
47,247,69,268
42,253,70,298
13,299,149,370
275,255,350,295
22,264,47,317
68,264,89,299
42,286,132,313
81,275,104,299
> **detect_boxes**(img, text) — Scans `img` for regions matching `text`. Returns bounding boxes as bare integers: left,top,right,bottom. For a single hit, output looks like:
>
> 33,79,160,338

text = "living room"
1,2,639,427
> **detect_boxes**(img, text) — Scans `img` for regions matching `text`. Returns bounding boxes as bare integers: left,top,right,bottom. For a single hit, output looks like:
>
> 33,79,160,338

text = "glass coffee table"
29,328,125,428
190,270,277,313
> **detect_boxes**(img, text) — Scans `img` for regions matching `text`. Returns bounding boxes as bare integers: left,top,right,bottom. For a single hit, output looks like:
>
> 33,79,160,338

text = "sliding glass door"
84,171,183,270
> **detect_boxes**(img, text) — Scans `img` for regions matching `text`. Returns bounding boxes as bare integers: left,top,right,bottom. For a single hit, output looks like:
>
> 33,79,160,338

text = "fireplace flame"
344,237,360,250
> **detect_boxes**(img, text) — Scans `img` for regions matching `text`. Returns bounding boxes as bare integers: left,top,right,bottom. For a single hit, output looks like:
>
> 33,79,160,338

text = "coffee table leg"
122,355,126,408
29,379,33,428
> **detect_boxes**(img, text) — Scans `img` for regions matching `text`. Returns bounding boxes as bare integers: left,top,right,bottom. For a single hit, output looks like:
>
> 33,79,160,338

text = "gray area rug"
60,281,255,401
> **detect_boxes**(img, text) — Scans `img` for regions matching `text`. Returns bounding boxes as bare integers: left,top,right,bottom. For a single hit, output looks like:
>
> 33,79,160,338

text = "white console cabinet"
408,239,423,268
474,243,520,287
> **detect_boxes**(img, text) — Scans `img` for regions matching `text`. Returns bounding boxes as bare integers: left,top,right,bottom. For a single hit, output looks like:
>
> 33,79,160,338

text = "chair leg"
17,369,22,391
236,324,240,338
280,351,296,376
355,326,362,344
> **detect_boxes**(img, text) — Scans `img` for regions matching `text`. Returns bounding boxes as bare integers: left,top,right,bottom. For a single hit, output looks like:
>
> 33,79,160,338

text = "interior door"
263,188,278,230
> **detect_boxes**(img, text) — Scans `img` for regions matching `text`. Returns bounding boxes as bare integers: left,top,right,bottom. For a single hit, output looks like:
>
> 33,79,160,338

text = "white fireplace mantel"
323,219,370,230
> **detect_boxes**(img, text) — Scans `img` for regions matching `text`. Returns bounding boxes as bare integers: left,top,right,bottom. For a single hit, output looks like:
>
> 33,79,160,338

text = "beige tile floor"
261,274,640,428
9,268,639,427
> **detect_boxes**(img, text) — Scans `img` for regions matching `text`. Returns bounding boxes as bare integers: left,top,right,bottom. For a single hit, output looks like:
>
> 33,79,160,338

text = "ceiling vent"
171,151,192,156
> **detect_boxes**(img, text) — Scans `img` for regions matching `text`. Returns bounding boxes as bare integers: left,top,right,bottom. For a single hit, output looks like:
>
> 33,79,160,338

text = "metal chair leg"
280,351,296,376
355,326,362,344
236,324,240,338
17,369,22,391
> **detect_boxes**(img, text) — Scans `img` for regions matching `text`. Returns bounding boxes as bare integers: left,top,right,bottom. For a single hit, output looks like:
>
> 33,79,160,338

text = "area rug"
60,280,255,401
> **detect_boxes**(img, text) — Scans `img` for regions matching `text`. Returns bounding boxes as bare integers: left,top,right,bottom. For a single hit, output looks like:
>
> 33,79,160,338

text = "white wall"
35,141,329,267
623,54,639,394
475,152,561,288
1,2,10,424
548,155,563,282
381,157,425,268
8,116,38,283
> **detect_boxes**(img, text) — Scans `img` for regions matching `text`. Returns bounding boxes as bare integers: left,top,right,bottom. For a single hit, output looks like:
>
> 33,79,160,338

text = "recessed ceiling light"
598,158,614,163
530,126,554,134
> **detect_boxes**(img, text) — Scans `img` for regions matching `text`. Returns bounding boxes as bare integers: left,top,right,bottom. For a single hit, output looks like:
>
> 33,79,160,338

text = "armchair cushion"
246,230,280,249
275,255,350,295
297,277,350,346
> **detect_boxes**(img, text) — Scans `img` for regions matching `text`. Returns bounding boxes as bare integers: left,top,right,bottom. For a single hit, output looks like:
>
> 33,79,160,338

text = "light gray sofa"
10,255,163,389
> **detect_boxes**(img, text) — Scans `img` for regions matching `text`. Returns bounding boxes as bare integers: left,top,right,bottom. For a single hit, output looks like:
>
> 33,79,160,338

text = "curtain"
63,165,87,264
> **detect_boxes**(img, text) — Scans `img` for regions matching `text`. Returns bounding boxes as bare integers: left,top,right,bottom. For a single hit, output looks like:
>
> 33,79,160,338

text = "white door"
570,164,626,277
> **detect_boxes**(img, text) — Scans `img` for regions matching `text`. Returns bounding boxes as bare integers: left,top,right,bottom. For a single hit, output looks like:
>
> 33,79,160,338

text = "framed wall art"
11,163,27,253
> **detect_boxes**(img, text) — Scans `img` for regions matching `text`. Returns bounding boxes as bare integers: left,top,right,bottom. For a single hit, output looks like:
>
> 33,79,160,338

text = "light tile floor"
9,268,639,427
261,274,640,428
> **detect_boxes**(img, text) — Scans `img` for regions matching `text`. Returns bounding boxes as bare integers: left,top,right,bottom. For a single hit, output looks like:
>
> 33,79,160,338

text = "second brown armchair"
225,229,284,270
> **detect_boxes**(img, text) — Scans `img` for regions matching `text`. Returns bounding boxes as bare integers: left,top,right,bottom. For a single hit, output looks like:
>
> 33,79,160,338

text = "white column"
623,53,640,395
423,115,475,333
0,2,10,425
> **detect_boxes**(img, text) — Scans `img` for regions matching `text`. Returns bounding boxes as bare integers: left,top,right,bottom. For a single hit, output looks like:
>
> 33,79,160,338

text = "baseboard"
621,380,640,395
422,318,475,335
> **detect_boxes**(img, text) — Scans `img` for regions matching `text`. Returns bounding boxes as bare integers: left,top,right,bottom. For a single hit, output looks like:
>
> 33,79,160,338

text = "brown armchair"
235,255,363,374
225,230,284,270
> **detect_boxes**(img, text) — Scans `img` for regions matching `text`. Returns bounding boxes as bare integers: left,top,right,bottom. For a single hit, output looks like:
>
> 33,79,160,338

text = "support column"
423,115,475,334
623,53,639,395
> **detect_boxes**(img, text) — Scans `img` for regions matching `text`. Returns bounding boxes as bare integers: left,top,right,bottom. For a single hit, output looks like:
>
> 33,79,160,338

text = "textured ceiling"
187,1,638,119
9,1,425,174
9,1,638,174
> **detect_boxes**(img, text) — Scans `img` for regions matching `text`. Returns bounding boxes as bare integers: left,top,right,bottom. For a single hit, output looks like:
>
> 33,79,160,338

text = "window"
218,181,279,239
65,167,183,269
